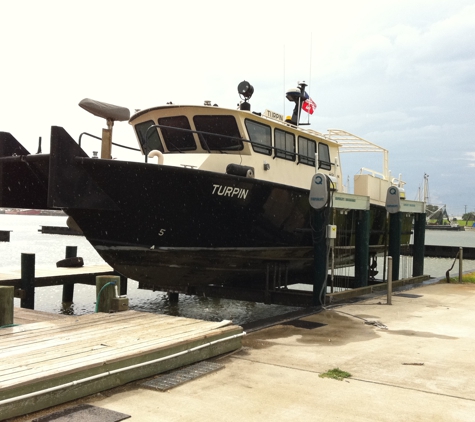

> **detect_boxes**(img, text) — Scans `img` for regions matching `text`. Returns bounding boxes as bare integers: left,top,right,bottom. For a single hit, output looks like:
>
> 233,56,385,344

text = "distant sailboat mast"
423,173,429,204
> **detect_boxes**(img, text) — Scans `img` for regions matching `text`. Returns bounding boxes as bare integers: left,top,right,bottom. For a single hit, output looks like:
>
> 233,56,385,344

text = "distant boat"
4,209,41,215
426,224,464,231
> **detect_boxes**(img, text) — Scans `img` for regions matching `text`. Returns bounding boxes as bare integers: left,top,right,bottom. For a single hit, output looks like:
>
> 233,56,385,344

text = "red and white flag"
302,98,317,115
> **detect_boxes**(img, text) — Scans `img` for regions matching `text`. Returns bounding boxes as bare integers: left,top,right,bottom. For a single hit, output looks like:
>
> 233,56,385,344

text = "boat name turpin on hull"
212,184,249,199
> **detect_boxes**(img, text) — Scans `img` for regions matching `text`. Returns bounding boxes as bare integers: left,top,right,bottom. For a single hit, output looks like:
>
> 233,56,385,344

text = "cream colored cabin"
129,105,403,206
129,104,343,191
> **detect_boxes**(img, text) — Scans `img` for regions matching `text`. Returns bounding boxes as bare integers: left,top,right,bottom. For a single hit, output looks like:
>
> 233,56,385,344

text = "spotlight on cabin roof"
237,81,254,100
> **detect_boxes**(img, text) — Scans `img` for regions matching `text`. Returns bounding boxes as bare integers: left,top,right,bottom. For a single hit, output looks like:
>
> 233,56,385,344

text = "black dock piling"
168,292,179,303
61,246,77,305
20,253,35,309
0,230,11,242
354,210,370,287
412,213,426,276
119,274,128,295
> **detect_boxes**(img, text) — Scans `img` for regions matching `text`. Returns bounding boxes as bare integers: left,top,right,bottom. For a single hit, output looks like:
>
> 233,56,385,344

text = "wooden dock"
405,245,475,260
0,310,243,420
0,264,116,287
13,307,69,325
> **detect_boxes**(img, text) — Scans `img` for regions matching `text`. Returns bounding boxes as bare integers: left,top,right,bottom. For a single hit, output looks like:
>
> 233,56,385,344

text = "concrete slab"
7,282,475,422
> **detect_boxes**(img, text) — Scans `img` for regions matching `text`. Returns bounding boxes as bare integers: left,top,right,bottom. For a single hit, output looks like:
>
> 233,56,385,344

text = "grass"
450,271,475,283
319,368,352,381
427,220,474,227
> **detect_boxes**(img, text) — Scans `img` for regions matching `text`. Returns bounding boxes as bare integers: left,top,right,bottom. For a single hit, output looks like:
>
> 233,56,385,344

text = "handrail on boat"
358,167,386,179
143,124,335,168
78,132,141,152
358,167,407,188
76,124,336,168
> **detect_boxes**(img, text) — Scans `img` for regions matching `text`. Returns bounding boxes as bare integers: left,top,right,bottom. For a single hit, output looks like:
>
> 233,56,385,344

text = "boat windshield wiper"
144,125,183,154
197,133,211,153
150,124,244,154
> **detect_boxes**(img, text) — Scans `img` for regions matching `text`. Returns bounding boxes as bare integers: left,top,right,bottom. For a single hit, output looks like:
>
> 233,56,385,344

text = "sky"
1,0,474,217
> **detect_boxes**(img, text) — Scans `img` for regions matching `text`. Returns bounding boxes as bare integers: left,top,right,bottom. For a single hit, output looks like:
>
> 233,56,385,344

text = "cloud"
464,152,475,167
0,0,474,215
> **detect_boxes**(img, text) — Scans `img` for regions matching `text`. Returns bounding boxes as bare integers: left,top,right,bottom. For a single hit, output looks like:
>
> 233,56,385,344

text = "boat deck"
0,310,243,420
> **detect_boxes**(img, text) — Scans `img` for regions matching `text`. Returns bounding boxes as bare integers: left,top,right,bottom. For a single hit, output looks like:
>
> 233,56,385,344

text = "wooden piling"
61,246,77,305
0,286,14,326
119,274,128,296
0,230,11,242
168,292,179,303
96,275,120,312
20,253,35,310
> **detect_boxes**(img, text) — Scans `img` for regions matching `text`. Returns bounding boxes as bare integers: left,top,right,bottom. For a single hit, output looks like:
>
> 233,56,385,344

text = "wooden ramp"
0,310,243,420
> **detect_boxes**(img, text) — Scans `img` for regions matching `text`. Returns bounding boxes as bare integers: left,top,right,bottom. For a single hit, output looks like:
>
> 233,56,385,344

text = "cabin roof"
324,129,388,154
129,104,343,147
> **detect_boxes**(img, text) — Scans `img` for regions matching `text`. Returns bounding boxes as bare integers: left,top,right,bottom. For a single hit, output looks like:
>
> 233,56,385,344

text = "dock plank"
1,324,237,388
0,310,243,420
1,316,234,365
13,308,69,325
0,315,231,363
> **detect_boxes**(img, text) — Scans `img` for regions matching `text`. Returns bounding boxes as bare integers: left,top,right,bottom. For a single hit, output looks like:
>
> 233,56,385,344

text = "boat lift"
191,180,426,308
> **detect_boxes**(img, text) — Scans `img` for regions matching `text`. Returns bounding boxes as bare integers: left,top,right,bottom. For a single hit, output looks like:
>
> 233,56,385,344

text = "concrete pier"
8,279,475,422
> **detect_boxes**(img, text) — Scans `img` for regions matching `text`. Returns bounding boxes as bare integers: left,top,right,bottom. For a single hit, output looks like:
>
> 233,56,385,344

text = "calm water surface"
1,214,474,321
0,214,300,322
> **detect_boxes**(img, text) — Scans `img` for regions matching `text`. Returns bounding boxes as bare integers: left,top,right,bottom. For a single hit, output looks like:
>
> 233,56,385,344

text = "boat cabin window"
298,136,316,166
158,116,196,151
245,119,272,155
135,120,164,153
274,129,296,161
193,115,243,151
318,143,332,170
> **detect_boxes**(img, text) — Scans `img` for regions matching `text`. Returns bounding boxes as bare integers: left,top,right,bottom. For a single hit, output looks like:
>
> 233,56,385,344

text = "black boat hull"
0,127,408,290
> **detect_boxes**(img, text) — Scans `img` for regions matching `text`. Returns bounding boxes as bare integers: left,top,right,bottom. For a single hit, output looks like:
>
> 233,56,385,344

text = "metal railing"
78,132,141,152
446,247,463,283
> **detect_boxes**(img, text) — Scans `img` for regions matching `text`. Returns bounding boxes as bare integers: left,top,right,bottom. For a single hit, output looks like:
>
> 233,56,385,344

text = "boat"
0,81,411,293
417,174,462,230
4,208,41,215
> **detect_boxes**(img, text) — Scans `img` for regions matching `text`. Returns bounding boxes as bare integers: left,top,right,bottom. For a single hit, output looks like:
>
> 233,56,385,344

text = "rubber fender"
56,257,84,268
226,163,254,178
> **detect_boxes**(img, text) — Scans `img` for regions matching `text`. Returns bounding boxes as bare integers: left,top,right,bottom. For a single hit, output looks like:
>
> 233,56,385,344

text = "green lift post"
412,212,426,276
354,209,370,288
387,194,426,281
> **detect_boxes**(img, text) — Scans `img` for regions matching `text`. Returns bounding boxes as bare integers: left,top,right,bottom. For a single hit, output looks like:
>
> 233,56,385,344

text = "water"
406,229,475,280
0,214,299,323
1,214,474,321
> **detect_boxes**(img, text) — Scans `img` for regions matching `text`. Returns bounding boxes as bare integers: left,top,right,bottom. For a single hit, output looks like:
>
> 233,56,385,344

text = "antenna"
307,33,313,125
283,44,286,116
